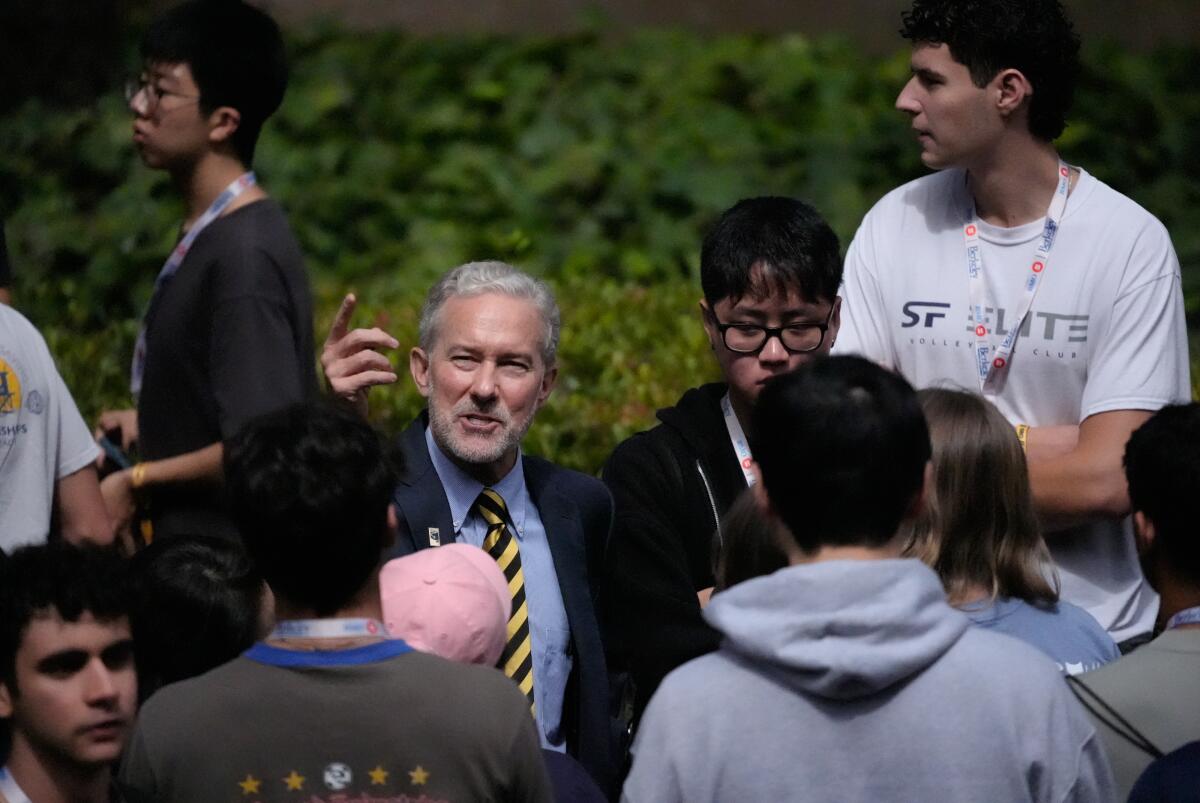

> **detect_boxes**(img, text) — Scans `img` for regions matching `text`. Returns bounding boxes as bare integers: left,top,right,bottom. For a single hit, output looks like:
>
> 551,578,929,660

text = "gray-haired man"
322,262,614,793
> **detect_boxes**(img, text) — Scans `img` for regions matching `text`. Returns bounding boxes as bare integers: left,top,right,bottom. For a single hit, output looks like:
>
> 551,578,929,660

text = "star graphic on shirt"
238,774,262,794
409,765,430,786
283,770,306,790
369,765,389,785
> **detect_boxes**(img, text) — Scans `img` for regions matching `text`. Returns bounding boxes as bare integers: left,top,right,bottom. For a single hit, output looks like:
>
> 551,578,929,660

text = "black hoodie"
601,382,748,721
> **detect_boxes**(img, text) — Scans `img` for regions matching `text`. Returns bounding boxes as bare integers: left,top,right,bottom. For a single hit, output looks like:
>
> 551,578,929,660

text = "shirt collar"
425,425,528,537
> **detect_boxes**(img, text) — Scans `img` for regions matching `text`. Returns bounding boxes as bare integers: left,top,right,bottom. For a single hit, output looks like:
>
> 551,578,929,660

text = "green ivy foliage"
2,28,1198,473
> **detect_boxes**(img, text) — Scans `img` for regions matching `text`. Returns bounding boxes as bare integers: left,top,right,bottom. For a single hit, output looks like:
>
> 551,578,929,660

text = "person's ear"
0,678,13,719
902,461,934,520
207,106,242,147
827,296,842,350
409,347,432,399
994,68,1033,121
1133,510,1155,557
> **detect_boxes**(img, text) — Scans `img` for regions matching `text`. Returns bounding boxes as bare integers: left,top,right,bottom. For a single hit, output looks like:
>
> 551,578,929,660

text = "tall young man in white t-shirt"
835,0,1190,646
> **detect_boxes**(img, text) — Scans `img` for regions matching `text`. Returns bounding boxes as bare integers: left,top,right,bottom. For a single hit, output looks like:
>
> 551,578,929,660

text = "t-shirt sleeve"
209,249,309,440
834,221,896,368
1080,223,1190,418
506,704,555,803
52,368,100,479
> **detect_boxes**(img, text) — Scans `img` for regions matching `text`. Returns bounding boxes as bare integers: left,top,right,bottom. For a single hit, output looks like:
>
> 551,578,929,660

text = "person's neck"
966,138,1063,228
449,447,518,487
6,738,110,803
172,152,264,231
270,580,387,649
946,581,992,607
1154,579,1200,632
786,540,904,566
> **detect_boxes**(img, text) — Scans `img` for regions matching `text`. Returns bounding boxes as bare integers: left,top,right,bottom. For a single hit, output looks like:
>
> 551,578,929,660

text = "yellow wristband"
131,462,149,490
1014,423,1030,453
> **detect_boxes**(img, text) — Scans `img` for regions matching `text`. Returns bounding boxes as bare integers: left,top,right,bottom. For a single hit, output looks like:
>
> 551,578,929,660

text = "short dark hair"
130,536,263,701
141,0,288,165
1124,404,1200,587
225,401,399,616
700,197,842,308
900,0,1081,141
753,356,931,551
713,490,789,592
0,543,130,692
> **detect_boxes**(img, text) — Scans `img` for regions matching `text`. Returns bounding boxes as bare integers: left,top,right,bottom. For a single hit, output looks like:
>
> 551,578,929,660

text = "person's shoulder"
862,169,961,223
605,383,726,471
399,650,534,710
946,625,1067,689
0,303,49,352
136,656,260,726
1072,170,1172,240
525,454,608,503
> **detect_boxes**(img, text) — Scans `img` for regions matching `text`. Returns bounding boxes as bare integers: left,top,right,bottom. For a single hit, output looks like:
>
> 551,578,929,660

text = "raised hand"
320,293,400,417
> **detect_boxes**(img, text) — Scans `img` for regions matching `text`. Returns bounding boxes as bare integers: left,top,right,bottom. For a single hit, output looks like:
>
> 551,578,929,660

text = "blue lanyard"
270,618,387,639
1165,605,1200,631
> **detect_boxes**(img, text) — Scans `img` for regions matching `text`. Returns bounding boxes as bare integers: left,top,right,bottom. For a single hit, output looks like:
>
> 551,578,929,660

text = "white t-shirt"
835,167,1190,641
0,305,99,552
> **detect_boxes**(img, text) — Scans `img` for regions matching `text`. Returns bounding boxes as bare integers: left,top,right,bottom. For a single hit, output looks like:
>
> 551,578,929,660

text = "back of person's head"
902,388,1057,604
225,401,399,616
753,356,930,552
900,0,1080,141
713,490,789,591
1125,403,1200,588
141,0,288,165
0,542,129,691
700,197,842,307
130,535,265,700
379,544,510,665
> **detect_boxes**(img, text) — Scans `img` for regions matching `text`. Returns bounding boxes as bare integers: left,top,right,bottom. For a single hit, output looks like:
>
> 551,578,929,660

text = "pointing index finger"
328,293,357,344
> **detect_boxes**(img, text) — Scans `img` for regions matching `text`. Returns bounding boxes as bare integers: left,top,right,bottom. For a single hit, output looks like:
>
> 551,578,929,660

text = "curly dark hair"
900,0,1081,141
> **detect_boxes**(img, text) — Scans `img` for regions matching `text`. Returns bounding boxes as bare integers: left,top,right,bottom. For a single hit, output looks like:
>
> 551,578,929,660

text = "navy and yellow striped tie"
475,488,536,714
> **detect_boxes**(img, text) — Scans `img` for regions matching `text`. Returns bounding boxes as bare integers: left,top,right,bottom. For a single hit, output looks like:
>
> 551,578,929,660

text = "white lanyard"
270,618,387,640
1165,605,1200,631
965,161,1071,390
130,172,257,395
0,767,32,803
720,393,756,488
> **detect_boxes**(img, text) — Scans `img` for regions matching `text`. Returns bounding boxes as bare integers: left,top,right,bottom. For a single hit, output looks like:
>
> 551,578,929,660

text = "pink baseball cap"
379,544,511,666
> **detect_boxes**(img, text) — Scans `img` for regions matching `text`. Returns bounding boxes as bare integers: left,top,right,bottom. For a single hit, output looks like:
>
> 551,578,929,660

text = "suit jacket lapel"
525,458,589,642
392,415,456,553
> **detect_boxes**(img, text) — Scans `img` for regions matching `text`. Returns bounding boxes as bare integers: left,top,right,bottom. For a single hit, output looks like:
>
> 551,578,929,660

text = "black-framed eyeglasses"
124,77,200,111
709,306,835,355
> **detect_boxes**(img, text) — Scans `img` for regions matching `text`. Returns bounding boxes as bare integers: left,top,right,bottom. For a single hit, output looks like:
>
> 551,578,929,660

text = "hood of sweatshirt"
656,382,730,462
703,559,969,700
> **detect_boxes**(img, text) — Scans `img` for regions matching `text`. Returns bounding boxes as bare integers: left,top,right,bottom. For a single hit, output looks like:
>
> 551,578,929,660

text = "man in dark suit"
322,261,614,792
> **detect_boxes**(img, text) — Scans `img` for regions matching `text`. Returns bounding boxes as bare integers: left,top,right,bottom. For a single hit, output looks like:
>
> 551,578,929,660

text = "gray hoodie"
622,559,1115,803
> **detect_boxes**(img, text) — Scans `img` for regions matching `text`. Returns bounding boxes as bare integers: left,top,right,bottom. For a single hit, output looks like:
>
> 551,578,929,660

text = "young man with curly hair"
836,0,1190,647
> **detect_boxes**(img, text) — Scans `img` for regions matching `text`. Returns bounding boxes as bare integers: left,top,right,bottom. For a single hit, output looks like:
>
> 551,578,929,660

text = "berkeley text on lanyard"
721,393,756,488
0,767,32,803
965,161,1071,391
1165,605,1200,631
270,618,387,640
129,172,257,395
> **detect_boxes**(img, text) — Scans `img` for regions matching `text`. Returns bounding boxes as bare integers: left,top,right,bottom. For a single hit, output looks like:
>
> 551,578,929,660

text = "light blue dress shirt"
425,428,572,752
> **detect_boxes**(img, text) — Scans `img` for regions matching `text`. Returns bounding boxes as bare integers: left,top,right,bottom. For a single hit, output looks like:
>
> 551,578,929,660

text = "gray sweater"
622,559,1115,803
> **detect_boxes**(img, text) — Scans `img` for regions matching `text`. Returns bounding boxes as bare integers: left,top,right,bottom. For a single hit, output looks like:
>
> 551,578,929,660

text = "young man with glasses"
97,0,315,543
835,0,1189,648
601,196,842,727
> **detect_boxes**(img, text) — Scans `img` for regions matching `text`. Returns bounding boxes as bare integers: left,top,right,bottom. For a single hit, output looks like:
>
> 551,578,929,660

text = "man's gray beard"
427,393,533,471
